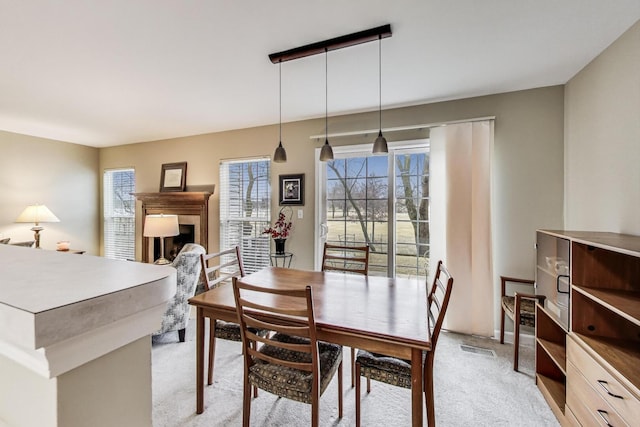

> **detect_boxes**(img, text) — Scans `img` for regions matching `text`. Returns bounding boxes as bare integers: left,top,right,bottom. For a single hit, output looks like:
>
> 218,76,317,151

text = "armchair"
499,275,546,371
154,243,206,342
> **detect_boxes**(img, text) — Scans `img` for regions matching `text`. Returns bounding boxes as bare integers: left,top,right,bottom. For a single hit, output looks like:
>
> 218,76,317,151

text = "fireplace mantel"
134,191,213,263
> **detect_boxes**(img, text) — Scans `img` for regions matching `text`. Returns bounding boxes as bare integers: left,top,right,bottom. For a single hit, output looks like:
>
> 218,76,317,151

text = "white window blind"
104,168,135,260
220,158,270,273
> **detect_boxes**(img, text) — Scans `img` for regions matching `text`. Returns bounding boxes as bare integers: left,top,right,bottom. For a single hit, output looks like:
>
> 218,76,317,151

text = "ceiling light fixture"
319,49,334,162
372,35,388,154
273,61,287,163
268,25,392,160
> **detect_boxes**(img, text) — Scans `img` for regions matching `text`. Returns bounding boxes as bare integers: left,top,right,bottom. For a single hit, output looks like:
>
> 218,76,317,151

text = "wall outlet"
297,209,303,219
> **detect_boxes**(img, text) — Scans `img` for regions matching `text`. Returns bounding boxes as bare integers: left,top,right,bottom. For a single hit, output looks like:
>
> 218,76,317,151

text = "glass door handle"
556,274,570,294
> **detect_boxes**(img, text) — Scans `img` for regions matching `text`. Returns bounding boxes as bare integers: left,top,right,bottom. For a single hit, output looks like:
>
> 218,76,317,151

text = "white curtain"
430,121,494,336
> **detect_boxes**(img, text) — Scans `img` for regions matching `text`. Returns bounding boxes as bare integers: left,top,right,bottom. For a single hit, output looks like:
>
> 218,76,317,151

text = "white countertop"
0,245,176,377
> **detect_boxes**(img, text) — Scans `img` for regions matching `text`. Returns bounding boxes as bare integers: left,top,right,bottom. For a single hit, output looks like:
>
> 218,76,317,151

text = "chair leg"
242,369,251,427
513,313,520,371
355,361,361,427
207,319,216,386
424,355,435,427
250,341,258,398
178,328,186,343
366,377,371,393
311,391,320,427
499,307,505,344
350,347,355,388
338,360,343,418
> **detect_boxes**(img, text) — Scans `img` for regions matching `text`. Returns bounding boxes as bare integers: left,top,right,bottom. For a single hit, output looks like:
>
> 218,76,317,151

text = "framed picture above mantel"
160,162,187,192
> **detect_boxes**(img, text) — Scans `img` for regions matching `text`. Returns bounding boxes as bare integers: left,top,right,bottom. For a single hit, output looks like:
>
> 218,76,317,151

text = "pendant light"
372,35,388,154
319,49,334,161
273,61,287,162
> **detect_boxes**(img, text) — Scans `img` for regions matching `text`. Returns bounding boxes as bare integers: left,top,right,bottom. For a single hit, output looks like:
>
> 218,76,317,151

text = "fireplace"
134,191,213,263
154,224,195,262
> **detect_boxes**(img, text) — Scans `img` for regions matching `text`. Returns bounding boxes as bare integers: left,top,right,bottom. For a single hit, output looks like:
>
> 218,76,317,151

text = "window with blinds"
220,158,271,273
103,168,135,260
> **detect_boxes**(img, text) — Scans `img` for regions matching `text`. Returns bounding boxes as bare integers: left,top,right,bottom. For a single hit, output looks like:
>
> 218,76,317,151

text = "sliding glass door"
316,140,429,278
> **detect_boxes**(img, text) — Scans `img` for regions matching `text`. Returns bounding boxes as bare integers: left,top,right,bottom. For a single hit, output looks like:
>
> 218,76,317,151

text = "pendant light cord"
279,61,282,142
378,35,382,130
325,49,328,139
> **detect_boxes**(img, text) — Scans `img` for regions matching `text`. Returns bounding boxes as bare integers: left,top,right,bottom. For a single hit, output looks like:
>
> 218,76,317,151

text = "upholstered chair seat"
354,350,414,389
250,333,343,404
500,295,536,327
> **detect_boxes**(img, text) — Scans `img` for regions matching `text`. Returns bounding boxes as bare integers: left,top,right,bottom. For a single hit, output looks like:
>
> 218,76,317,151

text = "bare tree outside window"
324,149,428,278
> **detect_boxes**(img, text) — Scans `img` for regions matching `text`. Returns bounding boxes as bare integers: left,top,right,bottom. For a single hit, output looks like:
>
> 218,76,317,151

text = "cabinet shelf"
573,285,640,327
573,333,640,395
537,338,566,375
536,374,566,419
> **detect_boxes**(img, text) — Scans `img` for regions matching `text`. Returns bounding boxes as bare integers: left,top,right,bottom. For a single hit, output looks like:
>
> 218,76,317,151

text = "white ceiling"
1,1,639,147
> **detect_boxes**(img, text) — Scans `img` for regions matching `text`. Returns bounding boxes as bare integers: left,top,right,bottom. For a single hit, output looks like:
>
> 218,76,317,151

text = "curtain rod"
308,116,496,140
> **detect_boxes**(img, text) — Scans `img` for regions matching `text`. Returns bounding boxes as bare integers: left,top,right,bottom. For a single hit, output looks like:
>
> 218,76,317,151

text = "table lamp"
143,214,179,265
15,204,60,248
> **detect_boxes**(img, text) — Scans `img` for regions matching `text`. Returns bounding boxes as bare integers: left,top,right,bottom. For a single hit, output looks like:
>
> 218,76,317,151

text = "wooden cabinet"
535,231,640,426
536,304,567,423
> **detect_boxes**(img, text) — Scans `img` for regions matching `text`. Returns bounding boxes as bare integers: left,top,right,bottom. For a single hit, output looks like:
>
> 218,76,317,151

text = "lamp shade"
16,205,60,224
143,214,179,238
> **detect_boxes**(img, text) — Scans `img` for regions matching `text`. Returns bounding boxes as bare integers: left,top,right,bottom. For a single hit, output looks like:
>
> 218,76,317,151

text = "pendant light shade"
372,130,388,154
372,35,388,154
273,141,287,162
273,61,287,163
320,139,334,161
320,49,334,162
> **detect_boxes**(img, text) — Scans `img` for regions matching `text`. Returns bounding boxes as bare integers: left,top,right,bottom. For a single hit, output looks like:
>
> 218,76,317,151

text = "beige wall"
0,131,99,253
565,20,640,235
100,86,565,318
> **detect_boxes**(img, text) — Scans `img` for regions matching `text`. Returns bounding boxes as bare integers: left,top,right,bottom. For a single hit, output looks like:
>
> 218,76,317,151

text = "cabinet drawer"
565,406,581,427
567,361,629,427
567,336,640,422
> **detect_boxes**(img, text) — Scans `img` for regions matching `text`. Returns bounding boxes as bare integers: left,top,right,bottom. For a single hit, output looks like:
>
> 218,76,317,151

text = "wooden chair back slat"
200,246,245,291
321,243,370,276
427,260,454,347
233,277,320,388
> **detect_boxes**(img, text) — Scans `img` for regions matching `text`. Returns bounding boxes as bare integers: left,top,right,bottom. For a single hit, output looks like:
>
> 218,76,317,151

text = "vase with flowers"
262,208,293,254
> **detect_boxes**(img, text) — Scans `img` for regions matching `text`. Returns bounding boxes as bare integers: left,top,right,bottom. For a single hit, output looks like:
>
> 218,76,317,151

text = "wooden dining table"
188,266,431,426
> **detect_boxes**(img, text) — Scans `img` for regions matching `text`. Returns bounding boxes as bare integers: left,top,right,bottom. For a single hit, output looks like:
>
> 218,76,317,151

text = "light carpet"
152,322,559,426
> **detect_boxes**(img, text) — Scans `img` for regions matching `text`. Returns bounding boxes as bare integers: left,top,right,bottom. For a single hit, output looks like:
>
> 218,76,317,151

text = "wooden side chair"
232,278,343,427
321,242,370,387
199,246,267,390
321,242,370,275
499,275,546,371
355,260,453,427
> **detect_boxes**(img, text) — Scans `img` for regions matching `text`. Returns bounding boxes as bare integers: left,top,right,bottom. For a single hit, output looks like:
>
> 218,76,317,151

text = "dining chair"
499,275,546,371
200,246,267,391
354,260,453,427
321,242,370,275
232,278,343,427
321,242,370,388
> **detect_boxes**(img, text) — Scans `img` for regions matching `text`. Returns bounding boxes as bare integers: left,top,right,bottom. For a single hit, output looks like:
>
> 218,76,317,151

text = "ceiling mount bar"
268,24,392,64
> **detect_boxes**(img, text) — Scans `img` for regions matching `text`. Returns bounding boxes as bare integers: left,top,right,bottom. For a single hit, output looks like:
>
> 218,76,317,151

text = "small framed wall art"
160,162,187,192
279,173,305,206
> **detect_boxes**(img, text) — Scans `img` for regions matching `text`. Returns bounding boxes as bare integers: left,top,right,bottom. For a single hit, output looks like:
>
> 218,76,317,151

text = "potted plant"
262,208,292,254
